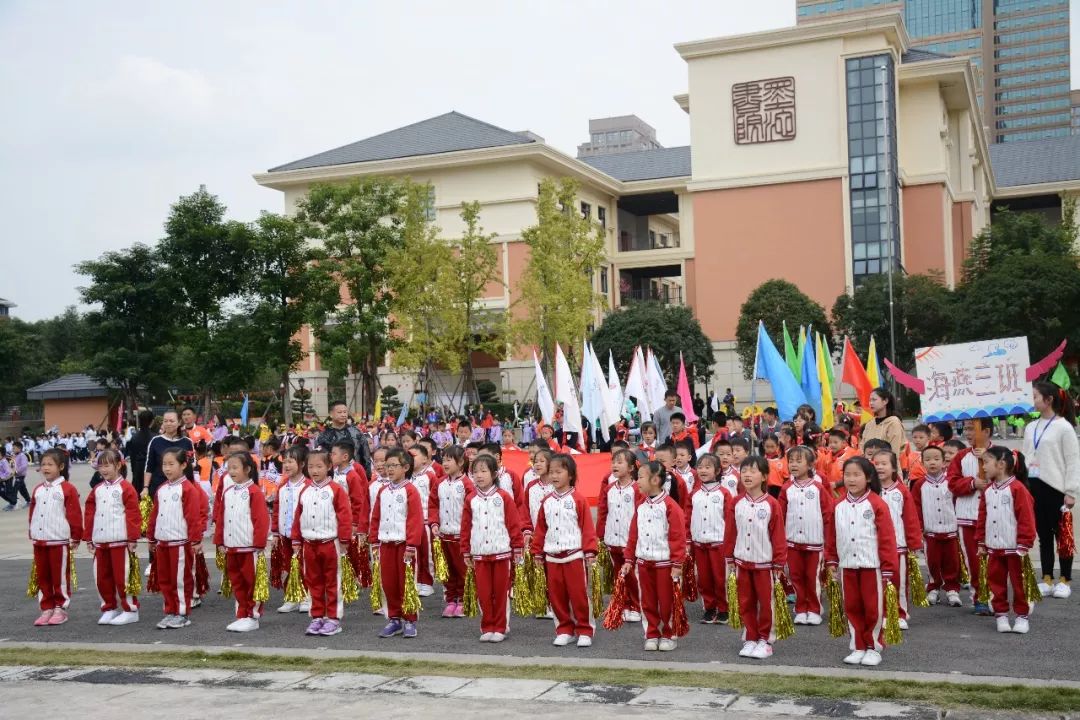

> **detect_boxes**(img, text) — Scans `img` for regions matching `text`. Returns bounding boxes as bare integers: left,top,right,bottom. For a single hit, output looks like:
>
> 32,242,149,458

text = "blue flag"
239,394,249,427
396,394,411,427
799,327,823,421
754,321,807,421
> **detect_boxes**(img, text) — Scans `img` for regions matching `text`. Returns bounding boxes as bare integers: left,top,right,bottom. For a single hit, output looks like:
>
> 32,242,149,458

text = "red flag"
841,336,873,411
502,449,612,507
676,352,698,423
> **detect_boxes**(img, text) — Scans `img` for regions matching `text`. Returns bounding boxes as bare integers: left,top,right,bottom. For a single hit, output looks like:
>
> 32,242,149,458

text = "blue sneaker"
403,620,417,639
973,602,993,616
379,618,404,638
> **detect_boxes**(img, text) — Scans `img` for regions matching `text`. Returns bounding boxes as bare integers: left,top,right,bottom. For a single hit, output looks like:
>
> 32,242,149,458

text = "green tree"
512,178,605,372
590,302,714,384
735,279,829,379
964,201,1077,282
301,177,408,415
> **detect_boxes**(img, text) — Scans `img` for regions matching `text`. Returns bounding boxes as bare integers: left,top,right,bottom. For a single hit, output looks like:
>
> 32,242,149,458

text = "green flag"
783,321,800,381
795,326,807,384
821,332,836,387
1051,362,1071,390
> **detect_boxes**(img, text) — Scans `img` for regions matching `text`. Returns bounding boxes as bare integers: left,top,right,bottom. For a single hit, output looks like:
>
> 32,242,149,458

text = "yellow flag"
373,395,382,421
867,337,881,389
816,333,835,430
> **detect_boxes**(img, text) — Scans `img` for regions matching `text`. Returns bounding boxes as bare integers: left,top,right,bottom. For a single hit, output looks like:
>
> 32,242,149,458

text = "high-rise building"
1072,89,1080,134
577,115,663,157
797,0,1072,143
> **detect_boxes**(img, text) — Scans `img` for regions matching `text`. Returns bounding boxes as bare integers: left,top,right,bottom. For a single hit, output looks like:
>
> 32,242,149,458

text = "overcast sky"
2,1,1078,321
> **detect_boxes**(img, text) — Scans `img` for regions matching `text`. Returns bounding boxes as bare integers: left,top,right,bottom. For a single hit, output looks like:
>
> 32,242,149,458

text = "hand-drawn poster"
914,337,1034,422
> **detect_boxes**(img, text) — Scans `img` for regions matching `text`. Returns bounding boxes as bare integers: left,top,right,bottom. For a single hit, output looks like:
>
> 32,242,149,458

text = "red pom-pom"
602,574,628,630
1059,510,1076,559
270,540,285,589
194,552,210,597
355,541,372,588
146,560,159,594
671,577,690,637
681,557,699,602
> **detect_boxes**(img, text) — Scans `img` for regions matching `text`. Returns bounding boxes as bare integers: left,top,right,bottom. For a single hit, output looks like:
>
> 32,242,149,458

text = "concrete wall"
44,398,109,434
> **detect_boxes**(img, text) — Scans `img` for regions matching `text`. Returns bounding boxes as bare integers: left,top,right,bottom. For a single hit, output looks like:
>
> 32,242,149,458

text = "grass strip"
0,646,1076,713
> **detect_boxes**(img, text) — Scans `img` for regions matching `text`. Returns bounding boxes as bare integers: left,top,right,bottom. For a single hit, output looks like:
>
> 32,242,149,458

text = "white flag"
606,350,623,424
555,343,582,434
579,339,597,437
624,346,651,422
645,348,668,413
533,349,555,425
710,393,720,413
587,343,614,441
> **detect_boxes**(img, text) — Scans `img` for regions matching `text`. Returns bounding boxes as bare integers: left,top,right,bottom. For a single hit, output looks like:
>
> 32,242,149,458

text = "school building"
255,9,1080,416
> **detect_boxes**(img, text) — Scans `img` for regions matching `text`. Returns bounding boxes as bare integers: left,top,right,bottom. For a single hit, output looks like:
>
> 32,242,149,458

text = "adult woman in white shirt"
1023,380,1079,599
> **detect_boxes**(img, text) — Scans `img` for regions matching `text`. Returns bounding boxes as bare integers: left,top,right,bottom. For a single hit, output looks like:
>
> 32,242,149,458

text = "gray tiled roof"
26,374,111,400
901,48,952,63
269,111,535,172
990,134,1080,188
580,146,691,182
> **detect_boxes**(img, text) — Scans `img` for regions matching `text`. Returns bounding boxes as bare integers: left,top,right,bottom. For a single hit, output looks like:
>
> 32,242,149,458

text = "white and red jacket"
461,485,523,560
947,446,988,526
825,491,899,577
429,473,476,536
523,477,551,532
688,481,733,545
332,465,370,536
719,466,741,497
596,479,643,548
148,478,201,546
290,479,352,544
84,477,138,547
625,491,687,566
29,477,83,546
368,480,424,549
778,476,833,550
672,465,699,498
409,466,437,524
911,473,957,537
530,488,598,563
879,482,924,552
272,475,309,536
496,466,527,520
976,476,1036,556
214,480,270,552
723,493,786,570
368,475,390,518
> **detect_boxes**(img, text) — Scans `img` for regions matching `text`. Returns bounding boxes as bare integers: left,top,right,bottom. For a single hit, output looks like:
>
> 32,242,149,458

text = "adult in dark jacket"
142,409,194,499
316,401,372,474
126,409,155,495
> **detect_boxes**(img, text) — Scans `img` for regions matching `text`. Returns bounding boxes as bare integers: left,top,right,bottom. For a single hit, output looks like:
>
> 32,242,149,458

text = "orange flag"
841,336,873,414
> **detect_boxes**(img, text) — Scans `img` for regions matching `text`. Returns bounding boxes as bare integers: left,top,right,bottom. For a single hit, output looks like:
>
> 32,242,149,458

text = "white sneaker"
109,611,139,625
738,640,757,657
298,600,311,613
861,650,882,666
1037,581,1052,597
277,602,299,613
644,638,659,651
553,633,575,646
946,591,962,607
843,650,866,665
997,615,1012,633
898,618,909,630
926,589,940,605
806,612,822,626
145,564,152,578
479,632,493,642
417,584,435,597
1052,582,1071,599
1012,617,1030,634
226,619,244,632
98,610,120,625
231,617,259,632
749,640,773,659
657,638,676,652
489,632,505,643
793,612,807,625
623,610,642,623
576,635,592,648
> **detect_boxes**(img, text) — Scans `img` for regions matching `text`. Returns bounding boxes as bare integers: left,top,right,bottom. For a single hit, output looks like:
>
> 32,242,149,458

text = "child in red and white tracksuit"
672,445,700,500
331,442,371,549
910,445,962,606
523,450,554,537
290,450,353,636
84,450,140,625
407,447,438,596
873,450,923,627
689,453,734,624
148,449,203,628
369,448,425,638
723,456,786,659
825,456,899,667
947,435,991,609
624,460,687,650
214,453,270,632
597,449,644,623
778,446,833,626
530,454,599,647
29,449,83,626
272,449,309,612
461,454,524,641
429,446,475,618
976,448,1037,634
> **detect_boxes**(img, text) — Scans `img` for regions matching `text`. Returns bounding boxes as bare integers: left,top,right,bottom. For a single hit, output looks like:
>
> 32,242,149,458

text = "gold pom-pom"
826,576,846,638
589,561,604,618
284,555,307,604
339,554,359,604
26,559,39,598
908,553,929,608
253,554,270,603
431,536,449,584
595,541,614,594
530,557,548,615
216,546,231,596
126,550,142,596
512,558,533,616
1021,554,1042,605
369,556,383,612
139,495,152,535
215,546,226,571
958,544,970,586
884,581,903,646
68,549,78,592
977,554,991,605
462,567,479,617
725,571,742,631
402,559,421,615
771,578,795,641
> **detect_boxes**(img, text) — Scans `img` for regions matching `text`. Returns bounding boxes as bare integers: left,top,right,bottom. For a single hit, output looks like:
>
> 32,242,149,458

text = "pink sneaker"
34,609,54,626
48,609,69,625
453,601,465,618
442,603,456,618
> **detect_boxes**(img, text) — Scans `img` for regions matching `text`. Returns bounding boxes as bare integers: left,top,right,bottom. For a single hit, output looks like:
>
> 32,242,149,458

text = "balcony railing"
618,232,680,252
620,286,683,305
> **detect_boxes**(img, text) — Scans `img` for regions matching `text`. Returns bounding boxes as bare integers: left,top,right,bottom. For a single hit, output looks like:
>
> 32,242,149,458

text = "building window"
580,201,591,220
424,187,436,222
659,234,669,247
598,206,607,229
846,54,899,284
600,268,609,294
649,230,657,248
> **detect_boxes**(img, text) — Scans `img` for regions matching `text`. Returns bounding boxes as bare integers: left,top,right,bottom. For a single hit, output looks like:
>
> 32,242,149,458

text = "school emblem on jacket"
711,495,721,504
756,507,768,520
493,497,502,507
112,489,121,499
396,494,404,503
623,494,631,503
240,489,249,500
805,489,815,500
172,492,179,501
321,490,330,500
455,484,465,495
1001,494,1011,505
563,498,574,509
863,508,873,520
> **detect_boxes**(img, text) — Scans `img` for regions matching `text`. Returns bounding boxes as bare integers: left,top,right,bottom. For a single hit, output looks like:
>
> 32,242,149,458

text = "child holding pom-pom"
29,448,83,627
214,452,270,632
148,448,202,629
429,446,475,618
778,446,833,627
689,453,734,625
84,449,141,626
369,448,424,639
873,450,923,629
273,446,310,613
597,449,644,624
461,454,523,642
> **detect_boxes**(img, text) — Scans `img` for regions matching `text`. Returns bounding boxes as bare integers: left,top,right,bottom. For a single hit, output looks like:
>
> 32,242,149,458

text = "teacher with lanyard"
1023,380,1079,600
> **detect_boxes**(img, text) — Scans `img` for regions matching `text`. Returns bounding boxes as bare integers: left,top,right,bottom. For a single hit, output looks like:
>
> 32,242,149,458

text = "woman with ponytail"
1023,381,1079,599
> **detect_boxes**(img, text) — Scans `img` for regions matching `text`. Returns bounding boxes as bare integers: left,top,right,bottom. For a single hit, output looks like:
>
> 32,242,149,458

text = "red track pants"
474,557,511,634
959,524,979,592
787,545,822,615
693,544,727,613
93,545,138,612
33,544,72,611
635,561,675,639
736,565,774,643
155,543,195,616
302,541,342,620
441,536,467,602
379,542,417,621
988,553,1030,618
925,535,960,593
545,558,593,638
417,527,433,587
841,567,885,652
226,551,262,619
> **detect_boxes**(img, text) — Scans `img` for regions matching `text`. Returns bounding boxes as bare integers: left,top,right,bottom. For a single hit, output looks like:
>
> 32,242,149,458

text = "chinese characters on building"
732,76,796,145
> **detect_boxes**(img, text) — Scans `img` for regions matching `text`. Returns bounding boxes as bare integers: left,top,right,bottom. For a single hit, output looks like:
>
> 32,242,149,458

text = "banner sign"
914,337,1034,422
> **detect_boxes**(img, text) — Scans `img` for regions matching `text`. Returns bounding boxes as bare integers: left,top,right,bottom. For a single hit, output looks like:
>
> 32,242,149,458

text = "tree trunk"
282,367,293,426
462,358,478,406
201,389,212,424
363,354,378,417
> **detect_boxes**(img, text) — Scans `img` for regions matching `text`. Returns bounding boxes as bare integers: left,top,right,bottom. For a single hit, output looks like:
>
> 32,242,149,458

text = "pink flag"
115,400,124,432
676,352,698,423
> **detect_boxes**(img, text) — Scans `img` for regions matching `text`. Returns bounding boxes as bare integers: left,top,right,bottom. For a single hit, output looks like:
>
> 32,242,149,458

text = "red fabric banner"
502,450,612,506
